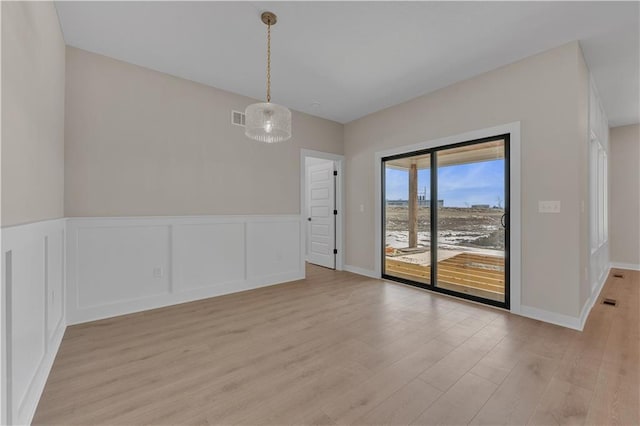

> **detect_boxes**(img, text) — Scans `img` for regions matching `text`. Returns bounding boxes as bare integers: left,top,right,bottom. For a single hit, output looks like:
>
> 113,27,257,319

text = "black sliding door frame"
381,134,511,310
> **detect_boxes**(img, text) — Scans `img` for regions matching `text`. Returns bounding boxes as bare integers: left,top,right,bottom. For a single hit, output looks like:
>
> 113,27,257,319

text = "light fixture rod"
245,11,291,143
261,12,277,103
267,18,271,102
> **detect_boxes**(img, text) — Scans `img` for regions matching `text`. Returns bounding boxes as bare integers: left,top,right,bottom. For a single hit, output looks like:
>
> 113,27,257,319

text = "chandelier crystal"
245,12,291,143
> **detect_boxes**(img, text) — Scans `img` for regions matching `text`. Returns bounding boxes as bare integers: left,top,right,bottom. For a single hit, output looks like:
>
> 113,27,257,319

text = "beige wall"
610,124,640,267
344,42,588,317
1,1,65,226
3,22,611,319
64,47,343,217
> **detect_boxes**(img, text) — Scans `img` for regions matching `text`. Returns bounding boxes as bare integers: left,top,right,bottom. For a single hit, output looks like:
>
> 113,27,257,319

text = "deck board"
385,252,506,301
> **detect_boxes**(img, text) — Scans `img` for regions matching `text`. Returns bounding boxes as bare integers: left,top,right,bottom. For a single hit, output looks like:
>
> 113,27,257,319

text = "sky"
385,159,505,207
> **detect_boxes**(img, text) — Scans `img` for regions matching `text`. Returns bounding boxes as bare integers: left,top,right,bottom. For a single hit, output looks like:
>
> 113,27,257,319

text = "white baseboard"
344,264,379,279
521,265,610,332
346,261,587,330
610,262,640,271
68,270,304,325
66,215,304,325
579,266,610,330
519,305,582,330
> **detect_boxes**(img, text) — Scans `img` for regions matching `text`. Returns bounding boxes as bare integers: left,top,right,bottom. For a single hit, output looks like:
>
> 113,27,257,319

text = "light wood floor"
34,265,639,425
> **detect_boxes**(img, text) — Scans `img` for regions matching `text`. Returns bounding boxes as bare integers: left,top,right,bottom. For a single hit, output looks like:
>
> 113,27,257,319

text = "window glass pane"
435,140,506,303
383,153,431,285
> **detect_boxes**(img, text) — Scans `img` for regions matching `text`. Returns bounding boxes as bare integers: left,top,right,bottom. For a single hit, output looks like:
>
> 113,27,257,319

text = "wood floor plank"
584,368,639,426
410,373,498,425
419,324,504,391
320,338,454,425
585,268,640,426
469,353,560,425
355,378,442,425
528,377,593,426
32,266,639,426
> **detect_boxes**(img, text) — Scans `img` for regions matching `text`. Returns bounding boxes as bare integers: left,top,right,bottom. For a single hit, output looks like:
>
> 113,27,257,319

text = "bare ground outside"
385,206,505,252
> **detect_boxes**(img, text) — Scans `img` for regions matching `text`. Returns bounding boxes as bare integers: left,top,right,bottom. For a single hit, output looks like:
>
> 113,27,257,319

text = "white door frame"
374,122,521,314
300,149,345,272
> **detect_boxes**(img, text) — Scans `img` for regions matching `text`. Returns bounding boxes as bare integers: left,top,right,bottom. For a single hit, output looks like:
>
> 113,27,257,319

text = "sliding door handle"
501,213,507,228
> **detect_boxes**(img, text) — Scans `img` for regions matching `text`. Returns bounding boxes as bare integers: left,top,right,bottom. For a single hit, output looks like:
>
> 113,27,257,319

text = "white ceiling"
55,1,639,126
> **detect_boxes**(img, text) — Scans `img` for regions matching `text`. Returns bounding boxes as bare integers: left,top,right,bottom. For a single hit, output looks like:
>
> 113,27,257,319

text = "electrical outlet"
538,200,561,213
153,267,163,278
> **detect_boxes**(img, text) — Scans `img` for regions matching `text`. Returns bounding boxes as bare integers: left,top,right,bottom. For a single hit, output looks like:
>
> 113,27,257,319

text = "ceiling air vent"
232,110,246,127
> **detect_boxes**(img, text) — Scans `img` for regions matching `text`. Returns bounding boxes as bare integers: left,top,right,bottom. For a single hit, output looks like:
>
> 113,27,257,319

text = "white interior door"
307,161,336,269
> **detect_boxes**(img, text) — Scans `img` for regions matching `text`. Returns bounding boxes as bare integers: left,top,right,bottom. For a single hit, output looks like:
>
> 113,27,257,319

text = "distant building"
387,198,443,207
417,188,444,207
471,204,491,209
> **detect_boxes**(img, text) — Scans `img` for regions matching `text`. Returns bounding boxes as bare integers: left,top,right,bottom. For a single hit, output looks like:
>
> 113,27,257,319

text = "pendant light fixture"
245,11,291,143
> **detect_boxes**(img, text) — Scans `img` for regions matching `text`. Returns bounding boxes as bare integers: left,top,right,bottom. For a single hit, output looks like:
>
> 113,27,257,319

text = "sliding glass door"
382,135,509,308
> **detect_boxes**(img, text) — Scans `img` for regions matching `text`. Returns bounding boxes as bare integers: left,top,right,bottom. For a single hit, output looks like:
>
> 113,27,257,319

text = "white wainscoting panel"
47,229,65,342
76,225,171,308
1,219,66,426
247,220,301,281
11,237,45,417
67,216,303,325
173,223,245,292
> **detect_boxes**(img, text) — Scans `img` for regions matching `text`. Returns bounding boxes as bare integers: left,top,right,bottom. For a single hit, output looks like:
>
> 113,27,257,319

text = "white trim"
68,271,303,326
579,266,609,330
300,149,345,271
66,215,303,325
374,122,522,314
610,262,640,271
521,264,609,332
520,305,582,330
65,214,295,225
1,218,67,425
1,249,9,426
18,321,65,426
344,264,378,279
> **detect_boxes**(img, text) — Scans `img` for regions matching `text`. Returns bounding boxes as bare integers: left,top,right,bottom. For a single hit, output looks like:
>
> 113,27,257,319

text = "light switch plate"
538,200,561,213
